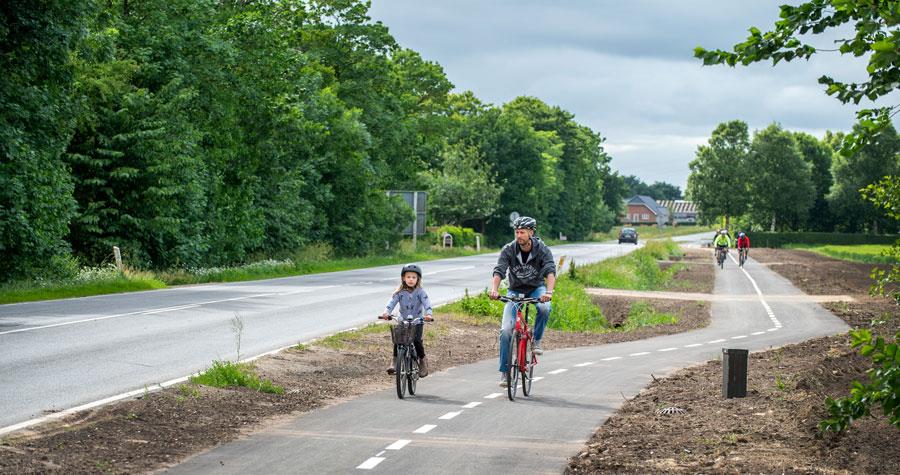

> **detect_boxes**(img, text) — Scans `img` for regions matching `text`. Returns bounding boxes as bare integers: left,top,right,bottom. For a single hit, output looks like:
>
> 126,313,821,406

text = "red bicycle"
498,295,543,401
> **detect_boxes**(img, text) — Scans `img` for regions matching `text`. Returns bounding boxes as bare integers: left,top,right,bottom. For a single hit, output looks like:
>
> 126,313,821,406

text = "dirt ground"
567,248,899,474
0,249,711,474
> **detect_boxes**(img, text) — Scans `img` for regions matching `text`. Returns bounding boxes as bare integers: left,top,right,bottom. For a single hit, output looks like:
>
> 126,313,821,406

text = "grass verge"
190,360,283,394
784,243,897,264
569,240,685,290
0,268,165,305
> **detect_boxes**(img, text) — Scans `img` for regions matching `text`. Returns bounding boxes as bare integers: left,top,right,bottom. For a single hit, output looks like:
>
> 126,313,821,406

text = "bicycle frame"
499,295,542,400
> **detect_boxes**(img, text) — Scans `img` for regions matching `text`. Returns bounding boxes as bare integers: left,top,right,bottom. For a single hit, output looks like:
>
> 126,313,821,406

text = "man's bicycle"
378,314,429,399
715,246,727,269
498,295,544,401
738,248,748,268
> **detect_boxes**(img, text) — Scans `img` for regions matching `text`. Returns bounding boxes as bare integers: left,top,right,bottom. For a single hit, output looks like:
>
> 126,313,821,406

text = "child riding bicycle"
383,264,433,377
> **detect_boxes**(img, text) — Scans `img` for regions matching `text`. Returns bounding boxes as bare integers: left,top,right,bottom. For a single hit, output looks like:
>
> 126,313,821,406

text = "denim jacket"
385,287,433,318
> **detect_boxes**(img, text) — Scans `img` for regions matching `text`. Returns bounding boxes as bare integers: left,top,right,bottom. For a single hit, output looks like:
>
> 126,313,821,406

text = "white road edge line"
357,457,385,470
439,411,462,420
462,402,481,409
385,440,411,450
413,424,437,434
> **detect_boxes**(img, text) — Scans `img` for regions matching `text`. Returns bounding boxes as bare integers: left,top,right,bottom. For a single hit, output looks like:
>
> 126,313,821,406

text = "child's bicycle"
498,295,545,401
378,314,430,399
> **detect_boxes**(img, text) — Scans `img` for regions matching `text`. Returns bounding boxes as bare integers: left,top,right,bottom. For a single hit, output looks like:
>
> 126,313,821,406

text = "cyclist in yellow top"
713,229,731,265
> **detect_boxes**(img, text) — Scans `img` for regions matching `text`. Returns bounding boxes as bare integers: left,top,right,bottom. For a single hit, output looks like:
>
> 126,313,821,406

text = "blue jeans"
498,286,550,373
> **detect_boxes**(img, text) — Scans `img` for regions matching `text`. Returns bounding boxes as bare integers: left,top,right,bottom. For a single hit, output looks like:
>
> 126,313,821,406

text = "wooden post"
113,246,123,272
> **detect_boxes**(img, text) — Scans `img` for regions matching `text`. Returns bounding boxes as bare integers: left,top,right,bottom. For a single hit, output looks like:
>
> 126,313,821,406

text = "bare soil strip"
567,248,899,474
0,248,712,474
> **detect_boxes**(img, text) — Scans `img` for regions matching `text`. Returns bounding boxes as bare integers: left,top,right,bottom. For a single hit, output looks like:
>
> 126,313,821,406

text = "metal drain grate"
657,406,686,415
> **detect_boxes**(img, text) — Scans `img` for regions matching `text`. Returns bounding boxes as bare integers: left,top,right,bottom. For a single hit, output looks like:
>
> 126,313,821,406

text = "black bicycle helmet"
513,216,537,230
401,263,422,277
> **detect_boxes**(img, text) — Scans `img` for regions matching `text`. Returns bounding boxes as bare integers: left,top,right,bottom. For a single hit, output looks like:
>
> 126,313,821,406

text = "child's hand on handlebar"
424,315,434,322
379,312,390,320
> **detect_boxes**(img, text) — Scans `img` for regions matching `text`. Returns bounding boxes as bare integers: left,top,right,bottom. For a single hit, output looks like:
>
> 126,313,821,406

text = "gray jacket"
493,237,556,293
385,287,433,318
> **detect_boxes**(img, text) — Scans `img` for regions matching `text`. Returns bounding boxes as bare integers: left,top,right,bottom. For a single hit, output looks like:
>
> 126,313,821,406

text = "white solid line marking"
684,343,703,348
439,411,462,420
601,356,622,361
574,362,595,367
731,335,747,339
484,393,502,399
413,424,437,434
658,347,678,352
708,339,726,344
752,331,765,335
462,402,482,409
385,440,411,450
357,457,385,470
547,368,568,375
629,352,650,357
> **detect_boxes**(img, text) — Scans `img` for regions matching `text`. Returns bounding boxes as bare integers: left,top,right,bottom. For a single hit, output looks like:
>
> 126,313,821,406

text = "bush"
433,225,479,247
754,232,897,248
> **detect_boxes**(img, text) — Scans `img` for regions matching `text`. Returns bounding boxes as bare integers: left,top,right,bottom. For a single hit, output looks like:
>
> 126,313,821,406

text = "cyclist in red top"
736,231,750,266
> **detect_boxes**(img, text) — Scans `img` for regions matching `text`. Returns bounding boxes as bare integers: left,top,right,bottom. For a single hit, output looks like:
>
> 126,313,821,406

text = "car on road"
618,227,638,244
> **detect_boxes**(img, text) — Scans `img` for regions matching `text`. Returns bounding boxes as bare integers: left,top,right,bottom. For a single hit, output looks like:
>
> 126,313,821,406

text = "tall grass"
572,240,684,290
190,360,284,394
785,244,898,264
619,301,678,331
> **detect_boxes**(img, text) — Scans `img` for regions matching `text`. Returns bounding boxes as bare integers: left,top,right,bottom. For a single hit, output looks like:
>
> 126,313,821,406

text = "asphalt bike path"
0,240,644,432
169,247,848,474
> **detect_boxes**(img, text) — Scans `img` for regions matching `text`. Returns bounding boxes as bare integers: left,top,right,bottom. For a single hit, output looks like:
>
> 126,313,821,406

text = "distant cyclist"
736,231,750,263
489,216,556,388
713,229,731,261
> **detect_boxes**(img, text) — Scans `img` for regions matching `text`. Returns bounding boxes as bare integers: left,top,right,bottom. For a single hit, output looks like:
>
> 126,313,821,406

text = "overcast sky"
368,0,892,190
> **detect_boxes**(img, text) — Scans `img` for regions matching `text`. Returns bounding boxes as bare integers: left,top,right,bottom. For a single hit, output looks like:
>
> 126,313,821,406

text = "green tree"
0,0,92,280
423,144,502,226
829,123,900,233
746,124,815,231
686,120,751,227
793,132,835,230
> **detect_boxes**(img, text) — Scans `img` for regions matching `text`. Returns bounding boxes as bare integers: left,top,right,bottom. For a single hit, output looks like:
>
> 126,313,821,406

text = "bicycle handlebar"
498,295,546,304
377,315,432,323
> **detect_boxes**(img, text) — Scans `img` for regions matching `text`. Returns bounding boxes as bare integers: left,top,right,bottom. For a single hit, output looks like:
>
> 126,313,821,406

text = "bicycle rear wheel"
408,355,419,396
507,333,520,401
395,346,407,399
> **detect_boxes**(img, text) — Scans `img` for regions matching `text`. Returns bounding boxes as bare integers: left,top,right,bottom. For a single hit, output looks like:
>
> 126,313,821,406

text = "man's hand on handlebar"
540,293,552,303
489,289,500,300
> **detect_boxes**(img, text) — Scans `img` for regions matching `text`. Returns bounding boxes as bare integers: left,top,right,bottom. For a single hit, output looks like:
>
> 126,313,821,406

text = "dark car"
618,227,638,244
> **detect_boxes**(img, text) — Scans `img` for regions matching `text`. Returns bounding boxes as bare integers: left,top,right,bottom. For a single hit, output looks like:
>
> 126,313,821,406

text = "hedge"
753,232,898,248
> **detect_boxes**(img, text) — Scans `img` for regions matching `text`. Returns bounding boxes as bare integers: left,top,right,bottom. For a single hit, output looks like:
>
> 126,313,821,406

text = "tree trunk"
770,214,776,232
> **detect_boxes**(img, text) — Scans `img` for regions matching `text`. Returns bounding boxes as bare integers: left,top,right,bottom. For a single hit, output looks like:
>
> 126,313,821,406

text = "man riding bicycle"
736,231,750,261
713,229,731,260
489,216,556,388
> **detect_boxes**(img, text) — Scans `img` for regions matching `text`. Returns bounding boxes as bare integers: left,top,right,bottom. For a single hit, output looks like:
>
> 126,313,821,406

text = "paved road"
170,244,849,474
0,239,646,430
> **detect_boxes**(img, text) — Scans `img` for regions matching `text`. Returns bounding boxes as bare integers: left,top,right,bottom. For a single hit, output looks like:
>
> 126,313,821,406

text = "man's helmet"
513,216,537,230
401,263,422,277
738,232,746,237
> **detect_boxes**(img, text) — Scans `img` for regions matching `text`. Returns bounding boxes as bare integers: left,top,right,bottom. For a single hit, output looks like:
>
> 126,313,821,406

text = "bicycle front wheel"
522,337,534,396
507,333,520,401
395,346,407,399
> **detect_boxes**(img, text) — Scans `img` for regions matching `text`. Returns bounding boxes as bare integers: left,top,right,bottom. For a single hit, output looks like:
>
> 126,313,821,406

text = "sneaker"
534,341,543,355
499,373,508,387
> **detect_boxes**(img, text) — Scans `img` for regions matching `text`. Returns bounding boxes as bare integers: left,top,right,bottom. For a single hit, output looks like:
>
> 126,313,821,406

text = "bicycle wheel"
408,355,419,396
395,346,407,399
507,333,520,401
521,336,534,396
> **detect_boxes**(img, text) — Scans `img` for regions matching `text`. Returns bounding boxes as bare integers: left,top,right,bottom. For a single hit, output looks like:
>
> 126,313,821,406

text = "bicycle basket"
391,323,415,345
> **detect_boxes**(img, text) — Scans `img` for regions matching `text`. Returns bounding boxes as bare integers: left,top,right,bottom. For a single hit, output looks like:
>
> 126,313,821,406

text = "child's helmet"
401,263,422,277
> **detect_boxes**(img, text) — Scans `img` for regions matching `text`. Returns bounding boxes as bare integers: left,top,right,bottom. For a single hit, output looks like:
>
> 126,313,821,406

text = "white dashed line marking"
413,424,437,434
751,331,765,335
462,402,481,409
601,356,622,361
684,343,703,348
767,328,778,332
376,451,385,456
484,393,502,399
708,339,726,344
629,352,650,357
439,411,462,420
385,440,410,450
547,368,568,375
357,457,385,470
731,335,747,339
657,347,678,352
532,376,545,382
574,362,595,367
